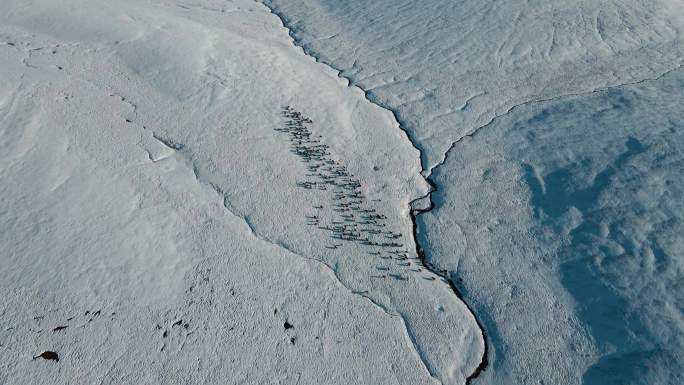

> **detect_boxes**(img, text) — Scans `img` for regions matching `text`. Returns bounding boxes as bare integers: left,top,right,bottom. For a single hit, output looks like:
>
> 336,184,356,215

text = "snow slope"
0,0,483,384
263,1,684,384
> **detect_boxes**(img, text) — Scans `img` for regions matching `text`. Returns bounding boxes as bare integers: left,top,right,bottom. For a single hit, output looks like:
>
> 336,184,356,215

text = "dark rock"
33,351,59,362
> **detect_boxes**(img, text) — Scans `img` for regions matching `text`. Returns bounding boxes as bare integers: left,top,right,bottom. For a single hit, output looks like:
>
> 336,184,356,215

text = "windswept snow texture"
420,69,684,385
264,0,684,171
0,0,484,384
264,1,684,384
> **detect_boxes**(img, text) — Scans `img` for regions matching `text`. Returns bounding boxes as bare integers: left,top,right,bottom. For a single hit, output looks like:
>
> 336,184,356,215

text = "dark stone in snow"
34,351,59,362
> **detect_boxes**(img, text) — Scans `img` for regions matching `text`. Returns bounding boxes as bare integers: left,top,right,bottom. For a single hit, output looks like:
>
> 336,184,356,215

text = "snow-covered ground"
265,0,684,171
263,1,684,384
2,0,682,384
0,0,483,384
420,70,684,385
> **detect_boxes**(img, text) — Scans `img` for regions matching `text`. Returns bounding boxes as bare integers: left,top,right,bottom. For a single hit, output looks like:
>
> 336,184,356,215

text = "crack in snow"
427,63,684,179
259,2,485,383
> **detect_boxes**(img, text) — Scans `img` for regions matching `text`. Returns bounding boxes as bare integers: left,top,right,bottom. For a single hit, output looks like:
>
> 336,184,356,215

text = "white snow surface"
265,0,684,171
262,1,684,384
420,70,684,385
0,0,484,384
3,0,683,384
